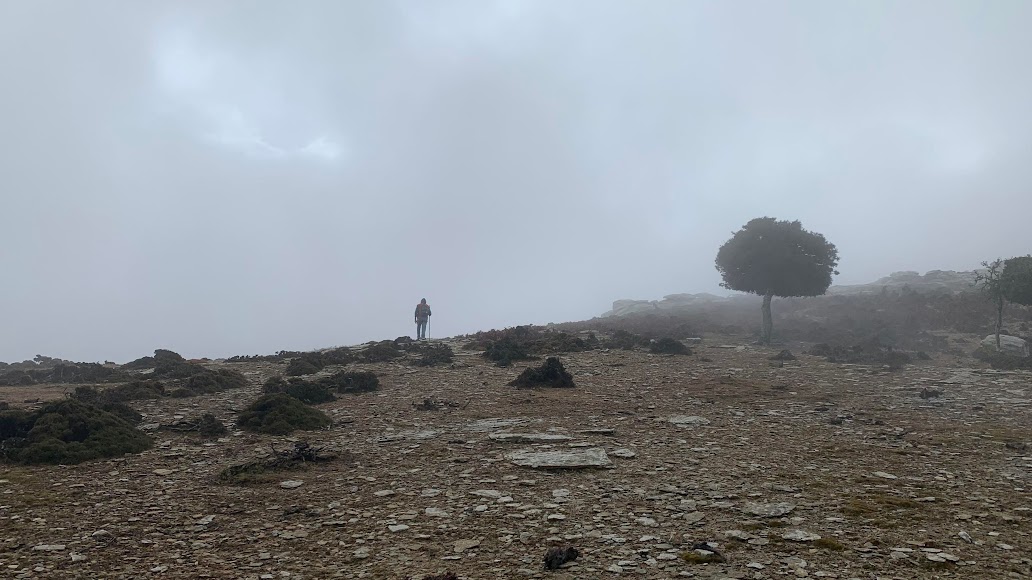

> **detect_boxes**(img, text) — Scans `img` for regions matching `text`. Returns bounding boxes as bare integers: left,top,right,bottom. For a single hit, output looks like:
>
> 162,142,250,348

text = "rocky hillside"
1,332,1030,578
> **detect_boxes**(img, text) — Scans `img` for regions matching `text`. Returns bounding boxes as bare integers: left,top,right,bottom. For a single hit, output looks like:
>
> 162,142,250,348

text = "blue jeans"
416,319,428,340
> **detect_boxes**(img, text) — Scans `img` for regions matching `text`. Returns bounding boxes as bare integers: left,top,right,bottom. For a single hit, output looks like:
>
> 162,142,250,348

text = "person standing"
414,298,432,340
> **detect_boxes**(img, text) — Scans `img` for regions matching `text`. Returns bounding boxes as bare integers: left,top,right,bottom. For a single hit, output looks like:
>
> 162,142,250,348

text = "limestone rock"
507,447,611,469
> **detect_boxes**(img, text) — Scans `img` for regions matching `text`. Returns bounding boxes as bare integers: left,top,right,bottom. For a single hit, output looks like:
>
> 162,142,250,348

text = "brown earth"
1,336,1031,579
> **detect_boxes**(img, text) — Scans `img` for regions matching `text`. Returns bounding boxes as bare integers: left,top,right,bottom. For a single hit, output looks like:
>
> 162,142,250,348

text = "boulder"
980,335,1029,358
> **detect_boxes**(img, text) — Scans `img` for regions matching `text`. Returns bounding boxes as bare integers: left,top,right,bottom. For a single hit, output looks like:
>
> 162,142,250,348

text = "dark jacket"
415,303,432,321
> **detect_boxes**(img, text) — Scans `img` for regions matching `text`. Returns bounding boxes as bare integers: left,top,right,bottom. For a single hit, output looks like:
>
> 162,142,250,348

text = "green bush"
236,394,332,435
414,343,455,367
262,376,336,404
197,413,228,437
359,341,402,363
285,357,321,376
483,337,533,367
325,371,379,394
283,348,355,376
509,357,575,389
530,332,592,354
649,338,692,355
102,402,143,425
606,330,648,350
102,380,166,402
0,400,152,465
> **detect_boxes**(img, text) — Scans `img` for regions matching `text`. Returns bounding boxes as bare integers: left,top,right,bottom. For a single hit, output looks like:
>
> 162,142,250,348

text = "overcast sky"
2,1,1030,362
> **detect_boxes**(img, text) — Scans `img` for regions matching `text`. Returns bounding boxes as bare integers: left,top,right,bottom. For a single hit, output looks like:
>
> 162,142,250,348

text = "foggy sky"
2,1,1031,362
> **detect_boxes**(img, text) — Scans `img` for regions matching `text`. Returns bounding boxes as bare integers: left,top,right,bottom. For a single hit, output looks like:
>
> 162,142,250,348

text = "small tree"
715,217,839,344
979,255,1032,350
1002,255,1032,307
974,259,1006,349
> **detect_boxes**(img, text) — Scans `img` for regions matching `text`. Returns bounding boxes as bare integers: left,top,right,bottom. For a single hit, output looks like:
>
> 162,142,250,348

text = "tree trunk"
996,297,1004,349
761,292,774,344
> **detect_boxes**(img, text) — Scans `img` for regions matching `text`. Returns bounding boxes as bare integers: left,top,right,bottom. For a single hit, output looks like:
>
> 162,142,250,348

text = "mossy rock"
236,394,332,435
0,399,152,465
509,357,575,389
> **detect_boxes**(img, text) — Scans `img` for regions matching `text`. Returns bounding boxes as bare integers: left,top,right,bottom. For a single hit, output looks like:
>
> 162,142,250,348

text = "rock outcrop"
979,334,1029,358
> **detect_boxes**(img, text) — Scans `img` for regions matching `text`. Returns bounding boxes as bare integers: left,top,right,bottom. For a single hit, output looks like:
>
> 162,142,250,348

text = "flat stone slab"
507,447,611,469
668,415,711,426
467,418,530,432
783,529,821,542
489,433,573,443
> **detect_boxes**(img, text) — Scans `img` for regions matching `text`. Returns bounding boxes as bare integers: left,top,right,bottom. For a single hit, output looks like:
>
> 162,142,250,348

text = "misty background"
2,1,1030,362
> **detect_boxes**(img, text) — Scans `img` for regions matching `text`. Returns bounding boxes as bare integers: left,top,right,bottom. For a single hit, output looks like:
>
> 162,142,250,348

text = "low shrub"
198,413,228,437
236,394,332,435
606,330,648,350
0,400,152,465
263,376,336,404
509,357,575,389
414,343,455,367
285,357,321,377
324,371,379,394
359,341,402,363
483,337,534,367
649,338,692,355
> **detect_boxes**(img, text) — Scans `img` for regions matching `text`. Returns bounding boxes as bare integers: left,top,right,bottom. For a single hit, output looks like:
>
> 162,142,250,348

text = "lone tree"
978,255,1032,349
975,259,1007,349
715,217,839,344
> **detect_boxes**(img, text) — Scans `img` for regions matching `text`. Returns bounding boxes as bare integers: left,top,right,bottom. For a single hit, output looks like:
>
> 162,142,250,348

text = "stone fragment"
454,539,481,552
667,416,710,427
783,529,822,542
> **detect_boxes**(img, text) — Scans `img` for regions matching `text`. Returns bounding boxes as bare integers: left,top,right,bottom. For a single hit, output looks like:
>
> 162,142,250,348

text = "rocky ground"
1,336,1031,579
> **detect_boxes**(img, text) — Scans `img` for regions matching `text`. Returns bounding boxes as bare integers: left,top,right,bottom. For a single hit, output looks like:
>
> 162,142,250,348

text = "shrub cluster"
508,357,576,389
649,338,693,355
0,400,152,464
413,343,455,367
236,394,332,435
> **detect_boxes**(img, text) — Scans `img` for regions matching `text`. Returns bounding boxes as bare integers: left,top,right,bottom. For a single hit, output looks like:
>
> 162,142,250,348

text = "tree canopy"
1002,255,1032,306
715,217,839,344
715,217,839,298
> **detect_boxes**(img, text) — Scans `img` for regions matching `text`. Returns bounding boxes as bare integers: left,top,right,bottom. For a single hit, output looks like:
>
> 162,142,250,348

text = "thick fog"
2,1,1031,362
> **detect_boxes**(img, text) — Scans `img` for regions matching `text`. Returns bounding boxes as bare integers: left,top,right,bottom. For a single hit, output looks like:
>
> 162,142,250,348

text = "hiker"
414,298,432,340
